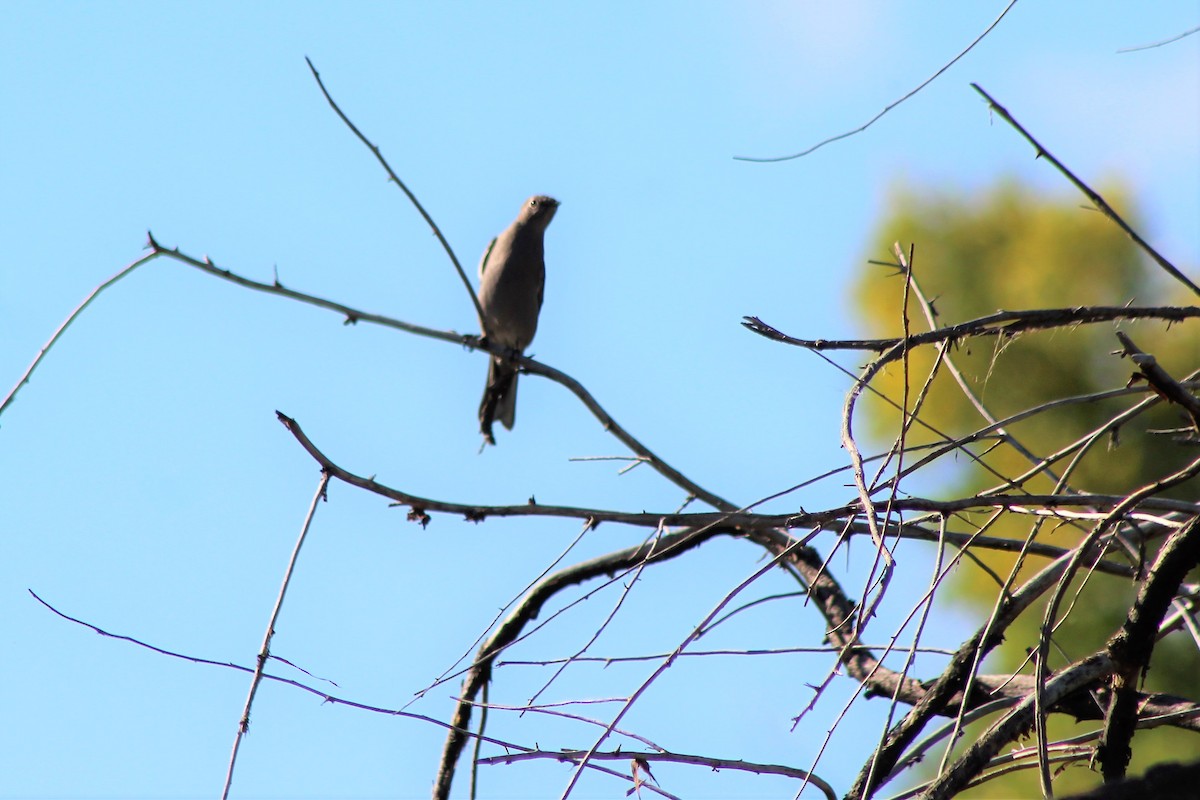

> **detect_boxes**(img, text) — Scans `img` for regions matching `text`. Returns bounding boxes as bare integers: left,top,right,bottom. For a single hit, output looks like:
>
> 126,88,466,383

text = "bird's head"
519,195,560,228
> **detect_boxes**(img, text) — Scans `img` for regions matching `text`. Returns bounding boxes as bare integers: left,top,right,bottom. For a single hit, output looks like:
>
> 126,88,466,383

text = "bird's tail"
479,358,518,442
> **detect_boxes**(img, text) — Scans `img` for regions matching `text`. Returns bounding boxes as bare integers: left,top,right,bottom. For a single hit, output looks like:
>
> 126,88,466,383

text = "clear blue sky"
2,3,1197,798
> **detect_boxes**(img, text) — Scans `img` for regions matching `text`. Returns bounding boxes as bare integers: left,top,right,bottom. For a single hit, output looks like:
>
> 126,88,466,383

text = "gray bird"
477,195,559,442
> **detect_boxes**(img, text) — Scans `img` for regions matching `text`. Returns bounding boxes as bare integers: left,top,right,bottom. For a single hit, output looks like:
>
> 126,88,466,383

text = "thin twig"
422,518,596,700
526,524,669,707
734,0,1020,162
854,515,951,799
1034,452,1200,749
0,249,160,420
896,244,1058,480
222,471,330,799
971,83,1200,297
1117,24,1200,53
465,699,666,753
149,235,466,342
26,590,542,748
480,749,836,800
558,536,810,799
304,57,486,329
497,643,960,667
433,526,720,800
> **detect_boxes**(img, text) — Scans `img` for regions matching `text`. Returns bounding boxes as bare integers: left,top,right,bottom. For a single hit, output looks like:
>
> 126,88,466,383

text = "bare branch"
477,749,837,800
145,239,733,511
896,244,1057,479
433,526,719,800
734,0,1020,163
222,472,330,799
742,306,1199,352
27,590,533,748
303,57,487,330
925,652,1115,800
1116,331,1200,435
1035,453,1200,759
1,246,159,421
848,531,1123,799
971,83,1200,297
558,535,813,799
1098,517,1200,780
275,411,1200,530
149,238,467,343
1117,24,1200,53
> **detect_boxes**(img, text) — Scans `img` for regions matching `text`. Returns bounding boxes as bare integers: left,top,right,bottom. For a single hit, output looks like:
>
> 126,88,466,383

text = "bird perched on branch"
477,195,559,444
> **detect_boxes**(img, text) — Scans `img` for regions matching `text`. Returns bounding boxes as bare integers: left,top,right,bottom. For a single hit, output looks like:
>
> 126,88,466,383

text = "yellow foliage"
850,179,1200,797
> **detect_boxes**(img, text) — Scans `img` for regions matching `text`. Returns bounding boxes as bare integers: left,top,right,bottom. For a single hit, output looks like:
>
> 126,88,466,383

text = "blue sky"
2,3,1197,799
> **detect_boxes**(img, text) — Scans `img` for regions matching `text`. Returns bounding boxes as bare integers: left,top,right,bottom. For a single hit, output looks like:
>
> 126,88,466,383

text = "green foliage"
851,179,1200,797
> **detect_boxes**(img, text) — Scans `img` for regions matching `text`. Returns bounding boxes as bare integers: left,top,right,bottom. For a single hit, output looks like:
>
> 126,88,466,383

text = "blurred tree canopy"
852,179,1200,798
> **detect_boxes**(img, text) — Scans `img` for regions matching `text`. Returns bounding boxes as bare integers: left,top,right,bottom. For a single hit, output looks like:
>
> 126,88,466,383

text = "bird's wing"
478,236,498,279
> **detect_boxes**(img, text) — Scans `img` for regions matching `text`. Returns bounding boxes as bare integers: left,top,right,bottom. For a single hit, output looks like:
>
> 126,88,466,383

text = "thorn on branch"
1116,331,1200,432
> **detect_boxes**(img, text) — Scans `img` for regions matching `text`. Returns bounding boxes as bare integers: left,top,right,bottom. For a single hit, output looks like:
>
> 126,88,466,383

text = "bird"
477,195,559,443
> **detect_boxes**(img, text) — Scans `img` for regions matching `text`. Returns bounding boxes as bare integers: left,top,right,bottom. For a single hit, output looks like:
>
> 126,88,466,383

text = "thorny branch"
145,235,731,511
1098,517,1200,781
23,230,1200,799
276,410,1197,532
742,306,1198,353
971,83,1200,298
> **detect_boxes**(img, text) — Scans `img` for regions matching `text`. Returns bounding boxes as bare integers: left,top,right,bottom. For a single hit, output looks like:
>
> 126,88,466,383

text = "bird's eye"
529,199,539,207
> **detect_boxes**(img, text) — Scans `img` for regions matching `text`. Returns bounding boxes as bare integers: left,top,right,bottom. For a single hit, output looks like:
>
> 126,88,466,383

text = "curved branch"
276,410,754,529
433,526,719,800
304,57,487,330
733,0,1019,163
28,589,532,751
275,412,1199,531
149,240,732,511
1,247,160,420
